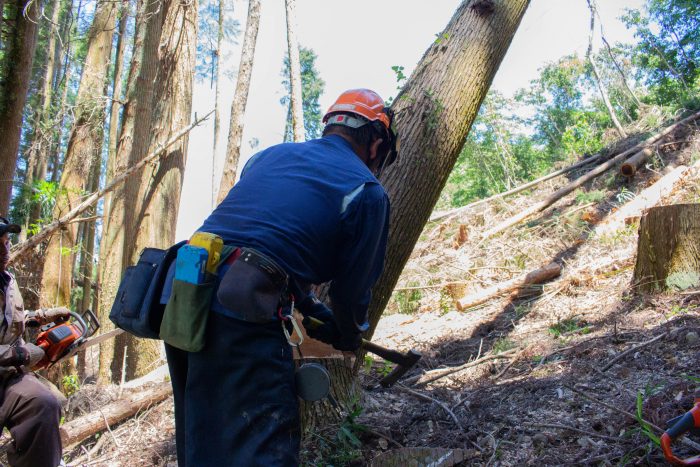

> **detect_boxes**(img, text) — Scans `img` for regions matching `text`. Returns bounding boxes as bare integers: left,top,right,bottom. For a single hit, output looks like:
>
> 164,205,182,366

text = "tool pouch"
160,246,236,352
217,248,289,324
109,241,186,339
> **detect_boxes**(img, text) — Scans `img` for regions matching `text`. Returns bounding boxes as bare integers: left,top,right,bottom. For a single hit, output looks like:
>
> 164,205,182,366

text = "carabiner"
282,314,304,347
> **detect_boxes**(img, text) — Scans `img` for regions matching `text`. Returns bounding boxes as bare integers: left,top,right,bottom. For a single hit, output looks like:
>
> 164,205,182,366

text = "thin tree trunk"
363,0,531,356
39,0,118,307
106,0,129,193
600,35,642,107
285,0,303,142
211,0,225,208
586,0,626,139
121,0,198,380
217,0,260,202
0,0,41,214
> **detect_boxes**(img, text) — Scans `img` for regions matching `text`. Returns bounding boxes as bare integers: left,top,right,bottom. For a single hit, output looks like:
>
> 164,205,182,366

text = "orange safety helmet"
323,89,399,170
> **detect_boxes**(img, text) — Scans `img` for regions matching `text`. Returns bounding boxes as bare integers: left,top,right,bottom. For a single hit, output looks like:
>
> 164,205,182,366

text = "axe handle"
361,340,409,366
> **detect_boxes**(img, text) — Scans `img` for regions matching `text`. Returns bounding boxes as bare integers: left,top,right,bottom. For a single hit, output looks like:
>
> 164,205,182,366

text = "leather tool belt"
217,247,290,323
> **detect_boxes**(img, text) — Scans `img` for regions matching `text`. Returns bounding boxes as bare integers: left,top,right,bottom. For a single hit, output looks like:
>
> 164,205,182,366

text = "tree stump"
633,204,700,293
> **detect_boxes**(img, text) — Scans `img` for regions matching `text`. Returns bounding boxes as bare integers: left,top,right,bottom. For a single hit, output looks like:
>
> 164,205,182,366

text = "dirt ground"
55,122,700,466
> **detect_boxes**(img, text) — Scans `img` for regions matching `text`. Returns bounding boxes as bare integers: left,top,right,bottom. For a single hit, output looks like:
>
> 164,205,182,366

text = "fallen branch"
406,348,518,386
565,384,700,453
60,382,172,447
455,262,561,311
481,110,700,240
595,164,691,236
429,152,606,222
396,384,464,431
601,332,668,371
10,110,214,263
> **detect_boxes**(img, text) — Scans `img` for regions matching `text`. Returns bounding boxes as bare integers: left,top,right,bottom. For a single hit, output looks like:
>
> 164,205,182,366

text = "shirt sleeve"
328,182,390,337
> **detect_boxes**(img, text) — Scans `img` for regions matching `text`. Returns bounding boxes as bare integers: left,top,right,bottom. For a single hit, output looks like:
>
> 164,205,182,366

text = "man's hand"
299,297,362,352
27,307,71,326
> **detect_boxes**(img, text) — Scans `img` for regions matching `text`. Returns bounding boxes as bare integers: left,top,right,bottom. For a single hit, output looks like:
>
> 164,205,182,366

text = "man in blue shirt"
165,89,397,466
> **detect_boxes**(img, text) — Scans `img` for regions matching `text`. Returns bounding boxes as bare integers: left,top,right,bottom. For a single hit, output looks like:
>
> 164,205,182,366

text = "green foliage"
392,286,422,315
575,190,606,204
304,401,366,466
636,391,661,445
281,46,326,141
548,318,588,338
61,374,80,396
492,337,514,354
196,0,240,83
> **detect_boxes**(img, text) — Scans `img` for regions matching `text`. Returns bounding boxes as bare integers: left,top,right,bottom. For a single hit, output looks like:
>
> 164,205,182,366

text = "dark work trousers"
0,372,62,467
165,311,300,467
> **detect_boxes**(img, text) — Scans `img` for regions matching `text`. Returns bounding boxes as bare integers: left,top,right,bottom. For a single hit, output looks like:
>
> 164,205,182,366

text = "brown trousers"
0,372,62,467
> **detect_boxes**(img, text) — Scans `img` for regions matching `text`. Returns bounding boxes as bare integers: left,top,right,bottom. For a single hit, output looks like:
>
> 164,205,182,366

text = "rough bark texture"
217,0,260,202
106,1,130,187
364,0,530,343
0,0,40,214
285,0,303,142
98,0,164,384
39,0,117,307
633,204,700,293
120,0,198,380
620,146,655,177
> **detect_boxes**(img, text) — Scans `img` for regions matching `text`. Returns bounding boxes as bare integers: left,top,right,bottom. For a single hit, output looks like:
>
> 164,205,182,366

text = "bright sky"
177,0,645,239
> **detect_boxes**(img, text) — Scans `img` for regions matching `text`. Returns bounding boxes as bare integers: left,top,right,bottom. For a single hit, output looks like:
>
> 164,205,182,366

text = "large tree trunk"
39,0,117,307
217,0,260,202
366,0,530,340
633,204,700,293
98,0,164,384
0,0,40,214
119,0,198,380
284,0,303,142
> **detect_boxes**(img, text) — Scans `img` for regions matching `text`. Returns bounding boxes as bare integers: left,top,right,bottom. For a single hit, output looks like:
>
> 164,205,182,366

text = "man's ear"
368,138,384,161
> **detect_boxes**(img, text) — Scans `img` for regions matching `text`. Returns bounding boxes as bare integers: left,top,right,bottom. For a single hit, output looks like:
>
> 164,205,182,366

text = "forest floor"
56,119,700,466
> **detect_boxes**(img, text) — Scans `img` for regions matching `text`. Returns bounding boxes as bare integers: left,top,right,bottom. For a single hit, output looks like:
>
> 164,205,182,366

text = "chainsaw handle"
662,405,700,466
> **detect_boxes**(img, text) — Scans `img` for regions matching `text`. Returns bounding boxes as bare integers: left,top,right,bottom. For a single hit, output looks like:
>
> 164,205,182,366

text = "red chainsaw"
32,310,100,369
662,396,700,465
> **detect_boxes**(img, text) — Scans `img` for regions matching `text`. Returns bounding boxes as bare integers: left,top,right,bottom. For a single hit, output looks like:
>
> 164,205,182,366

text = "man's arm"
327,182,390,345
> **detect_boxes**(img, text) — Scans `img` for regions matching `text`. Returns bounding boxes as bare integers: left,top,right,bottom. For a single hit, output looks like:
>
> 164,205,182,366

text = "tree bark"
211,0,225,208
0,0,40,214
60,382,172,447
98,0,164,384
633,204,700,293
455,262,561,310
284,0,303,142
217,0,260,202
39,0,117,307
120,0,198,380
364,0,531,345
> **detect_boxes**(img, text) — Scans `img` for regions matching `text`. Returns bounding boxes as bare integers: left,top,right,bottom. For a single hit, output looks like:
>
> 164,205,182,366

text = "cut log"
371,448,474,467
481,110,700,239
455,262,561,310
596,165,689,236
620,146,656,177
633,204,700,293
60,382,172,447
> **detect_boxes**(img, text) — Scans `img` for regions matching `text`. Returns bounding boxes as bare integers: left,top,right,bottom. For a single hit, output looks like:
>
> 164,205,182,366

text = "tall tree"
121,0,198,380
217,0,260,202
106,0,130,186
39,0,118,307
98,0,166,384
211,0,225,208
284,0,303,142
0,0,41,214
281,46,325,142
365,0,530,346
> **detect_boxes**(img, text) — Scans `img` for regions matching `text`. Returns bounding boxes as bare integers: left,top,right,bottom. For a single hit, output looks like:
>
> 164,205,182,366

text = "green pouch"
160,245,236,352
160,275,215,352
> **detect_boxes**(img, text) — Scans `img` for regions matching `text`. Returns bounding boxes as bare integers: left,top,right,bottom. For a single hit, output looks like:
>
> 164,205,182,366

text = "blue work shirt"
199,134,390,334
